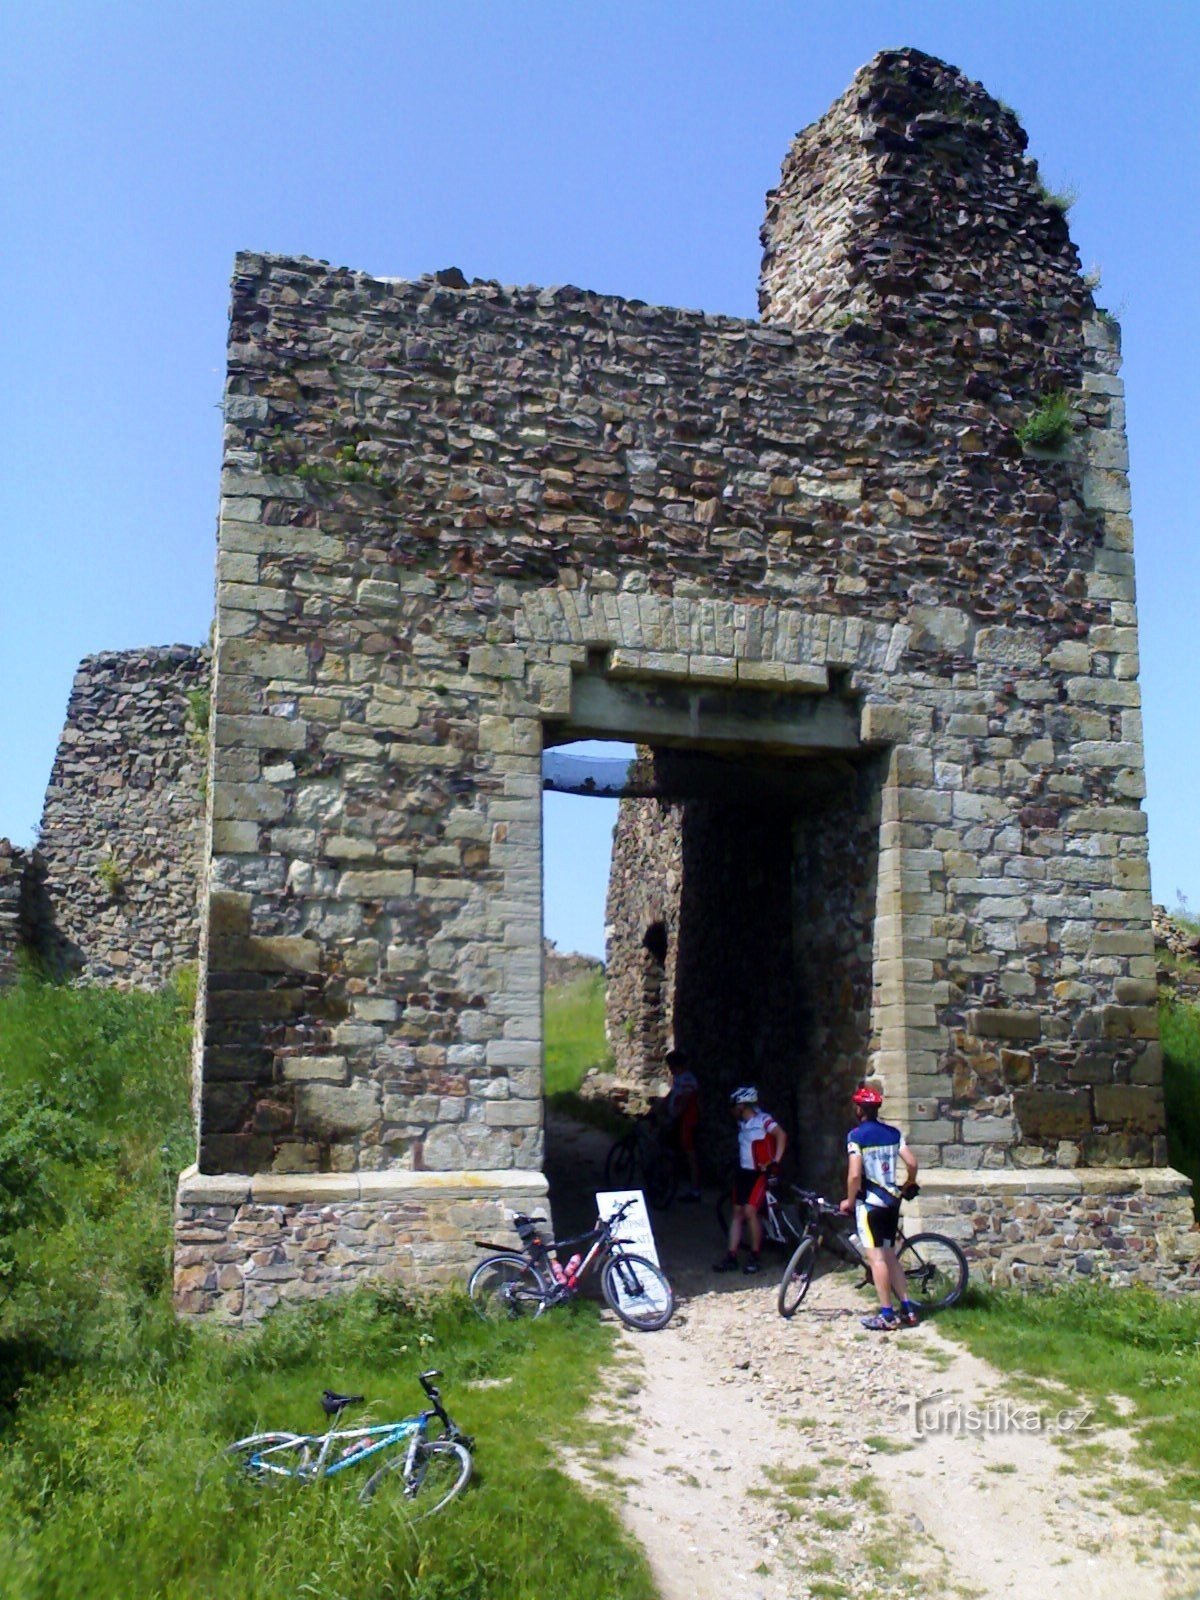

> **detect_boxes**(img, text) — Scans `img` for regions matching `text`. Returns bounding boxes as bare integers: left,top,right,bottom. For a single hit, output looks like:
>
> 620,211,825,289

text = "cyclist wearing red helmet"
840,1083,920,1331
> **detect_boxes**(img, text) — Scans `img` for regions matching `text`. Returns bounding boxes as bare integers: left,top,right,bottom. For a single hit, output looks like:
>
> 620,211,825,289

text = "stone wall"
38,647,209,986
176,47,1190,1314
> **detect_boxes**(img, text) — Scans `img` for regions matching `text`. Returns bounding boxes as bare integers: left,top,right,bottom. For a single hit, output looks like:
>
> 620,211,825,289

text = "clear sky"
3,1,1197,960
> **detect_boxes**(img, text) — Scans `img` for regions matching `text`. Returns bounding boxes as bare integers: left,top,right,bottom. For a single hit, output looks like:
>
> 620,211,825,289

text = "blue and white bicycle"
209,1370,473,1521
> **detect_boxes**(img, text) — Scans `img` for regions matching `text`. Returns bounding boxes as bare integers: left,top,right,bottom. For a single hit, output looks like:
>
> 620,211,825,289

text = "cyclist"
713,1086,786,1275
839,1083,920,1331
659,1048,701,1201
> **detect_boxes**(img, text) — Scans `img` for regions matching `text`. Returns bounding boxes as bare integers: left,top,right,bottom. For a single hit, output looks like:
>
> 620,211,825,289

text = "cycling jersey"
847,1117,905,1206
738,1109,779,1171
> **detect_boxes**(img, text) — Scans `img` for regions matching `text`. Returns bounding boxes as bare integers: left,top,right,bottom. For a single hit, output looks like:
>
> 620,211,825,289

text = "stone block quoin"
175,45,1187,1315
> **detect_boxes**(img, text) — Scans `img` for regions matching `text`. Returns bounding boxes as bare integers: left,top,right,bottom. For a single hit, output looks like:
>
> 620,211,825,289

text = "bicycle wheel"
198,1432,310,1492
644,1150,678,1211
604,1133,638,1190
360,1438,472,1521
467,1253,549,1320
777,1237,817,1319
897,1232,969,1310
601,1252,675,1331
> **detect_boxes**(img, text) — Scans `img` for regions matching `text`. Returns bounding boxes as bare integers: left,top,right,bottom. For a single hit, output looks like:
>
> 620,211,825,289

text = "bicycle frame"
245,1410,436,1482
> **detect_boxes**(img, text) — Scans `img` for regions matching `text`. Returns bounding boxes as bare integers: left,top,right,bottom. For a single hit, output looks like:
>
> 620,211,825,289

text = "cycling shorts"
856,1200,900,1250
733,1168,768,1209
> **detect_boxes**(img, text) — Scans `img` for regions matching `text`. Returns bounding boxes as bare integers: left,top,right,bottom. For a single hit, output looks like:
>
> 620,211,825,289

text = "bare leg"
727,1204,745,1255
747,1206,763,1255
866,1248,893,1307
686,1149,700,1191
884,1247,909,1303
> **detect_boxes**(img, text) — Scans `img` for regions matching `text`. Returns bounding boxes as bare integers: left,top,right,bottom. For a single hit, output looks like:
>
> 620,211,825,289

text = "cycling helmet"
730,1086,759,1107
852,1084,884,1109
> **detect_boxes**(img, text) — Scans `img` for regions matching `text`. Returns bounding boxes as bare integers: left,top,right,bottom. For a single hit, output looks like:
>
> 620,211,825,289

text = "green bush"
0,978,192,1390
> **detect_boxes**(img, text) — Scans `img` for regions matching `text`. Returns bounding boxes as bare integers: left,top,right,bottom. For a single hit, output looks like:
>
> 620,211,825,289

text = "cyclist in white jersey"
839,1084,920,1331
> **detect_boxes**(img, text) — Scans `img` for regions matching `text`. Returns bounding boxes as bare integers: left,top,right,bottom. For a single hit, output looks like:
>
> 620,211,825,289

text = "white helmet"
730,1086,759,1107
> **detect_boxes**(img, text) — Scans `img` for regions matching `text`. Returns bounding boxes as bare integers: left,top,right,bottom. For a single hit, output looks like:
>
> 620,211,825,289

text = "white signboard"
595,1189,660,1268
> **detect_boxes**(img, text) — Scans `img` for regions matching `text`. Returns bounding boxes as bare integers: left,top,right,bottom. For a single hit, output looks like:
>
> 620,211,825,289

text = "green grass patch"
544,972,610,1097
1016,390,1074,452
946,1283,1200,1525
0,978,655,1599
1162,999,1200,1209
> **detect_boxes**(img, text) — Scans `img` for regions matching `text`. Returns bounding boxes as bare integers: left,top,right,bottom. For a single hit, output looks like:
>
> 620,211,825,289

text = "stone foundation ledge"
174,1164,550,1322
910,1165,1198,1292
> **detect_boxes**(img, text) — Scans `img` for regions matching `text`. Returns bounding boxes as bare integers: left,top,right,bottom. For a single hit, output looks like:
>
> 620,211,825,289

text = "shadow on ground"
544,1107,781,1303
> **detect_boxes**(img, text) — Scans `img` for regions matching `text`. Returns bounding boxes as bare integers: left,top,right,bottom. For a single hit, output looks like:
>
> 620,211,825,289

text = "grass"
0,977,655,1599
946,1283,1200,1525
544,970,610,1097
1162,998,1200,1206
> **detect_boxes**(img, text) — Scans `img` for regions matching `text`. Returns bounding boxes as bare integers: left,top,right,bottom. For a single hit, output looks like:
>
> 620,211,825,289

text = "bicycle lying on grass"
777,1189,969,1318
603,1114,678,1210
468,1198,676,1331
206,1370,473,1521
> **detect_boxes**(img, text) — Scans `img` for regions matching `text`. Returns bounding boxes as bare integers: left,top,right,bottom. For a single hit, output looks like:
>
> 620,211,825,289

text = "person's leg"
746,1204,763,1255
867,1247,893,1306
728,1203,745,1255
858,1206,901,1329
686,1146,700,1193
885,1246,909,1303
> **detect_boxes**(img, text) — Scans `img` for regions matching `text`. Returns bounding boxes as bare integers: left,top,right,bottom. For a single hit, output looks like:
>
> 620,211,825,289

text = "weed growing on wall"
1017,391,1074,452
95,852,124,897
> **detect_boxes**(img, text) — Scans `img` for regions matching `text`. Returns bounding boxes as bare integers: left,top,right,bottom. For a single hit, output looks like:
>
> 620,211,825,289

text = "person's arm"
770,1123,787,1166
839,1148,863,1214
899,1140,918,1186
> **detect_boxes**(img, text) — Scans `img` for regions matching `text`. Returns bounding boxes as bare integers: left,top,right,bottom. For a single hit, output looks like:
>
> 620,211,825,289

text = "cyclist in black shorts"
840,1084,920,1331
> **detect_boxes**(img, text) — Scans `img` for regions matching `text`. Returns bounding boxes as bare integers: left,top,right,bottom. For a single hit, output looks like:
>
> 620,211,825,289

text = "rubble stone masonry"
37,647,209,987
174,48,1193,1315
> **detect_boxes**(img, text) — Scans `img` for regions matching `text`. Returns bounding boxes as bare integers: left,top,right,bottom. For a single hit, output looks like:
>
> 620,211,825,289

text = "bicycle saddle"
321,1389,366,1416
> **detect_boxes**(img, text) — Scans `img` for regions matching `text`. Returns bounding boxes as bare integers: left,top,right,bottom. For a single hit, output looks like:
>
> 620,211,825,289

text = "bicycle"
776,1189,969,1318
467,1198,675,1331
715,1170,806,1252
205,1370,473,1521
603,1114,679,1210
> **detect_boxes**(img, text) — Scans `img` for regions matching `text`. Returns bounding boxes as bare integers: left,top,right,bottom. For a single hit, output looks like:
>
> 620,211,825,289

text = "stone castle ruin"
4,49,1193,1315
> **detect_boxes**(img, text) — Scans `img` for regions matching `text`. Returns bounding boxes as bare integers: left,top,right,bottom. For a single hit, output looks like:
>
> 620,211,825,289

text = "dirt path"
547,1112,1199,1600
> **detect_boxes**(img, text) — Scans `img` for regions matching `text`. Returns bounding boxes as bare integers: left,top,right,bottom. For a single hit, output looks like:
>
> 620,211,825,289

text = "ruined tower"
174,50,1193,1318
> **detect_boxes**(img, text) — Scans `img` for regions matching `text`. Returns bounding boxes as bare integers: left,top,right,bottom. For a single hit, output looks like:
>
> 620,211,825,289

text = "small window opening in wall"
829,667,852,696
642,920,668,964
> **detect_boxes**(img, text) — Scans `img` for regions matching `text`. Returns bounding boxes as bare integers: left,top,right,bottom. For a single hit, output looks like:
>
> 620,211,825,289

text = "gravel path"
548,1110,1200,1600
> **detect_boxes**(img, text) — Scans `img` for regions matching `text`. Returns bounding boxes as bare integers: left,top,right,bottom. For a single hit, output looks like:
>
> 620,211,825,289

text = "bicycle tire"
897,1232,969,1310
604,1133,639,1190
198,1432,310,1493
467,1253,549,1320
777,1236,818,1319
600,1252,675,1331
359,1437,472,1521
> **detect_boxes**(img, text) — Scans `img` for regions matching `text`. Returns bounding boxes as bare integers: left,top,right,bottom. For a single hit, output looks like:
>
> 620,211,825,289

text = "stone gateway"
174,49,1194,1319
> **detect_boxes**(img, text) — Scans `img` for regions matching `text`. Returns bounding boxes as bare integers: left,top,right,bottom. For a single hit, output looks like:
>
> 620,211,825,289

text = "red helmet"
852,1084,884,1109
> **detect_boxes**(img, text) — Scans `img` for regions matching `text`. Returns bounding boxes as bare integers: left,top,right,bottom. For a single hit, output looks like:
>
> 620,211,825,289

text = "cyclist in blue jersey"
839,1084,921,1331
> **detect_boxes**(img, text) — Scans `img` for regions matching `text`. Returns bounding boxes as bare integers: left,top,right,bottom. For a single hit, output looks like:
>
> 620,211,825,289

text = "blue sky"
3,1,1197,959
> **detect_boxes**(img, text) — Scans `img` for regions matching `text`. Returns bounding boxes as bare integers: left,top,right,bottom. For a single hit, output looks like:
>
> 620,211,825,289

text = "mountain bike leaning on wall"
467,1199,676,1331
603,1113,679,1209
203,1371,473,1521
777,1189,968,1319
